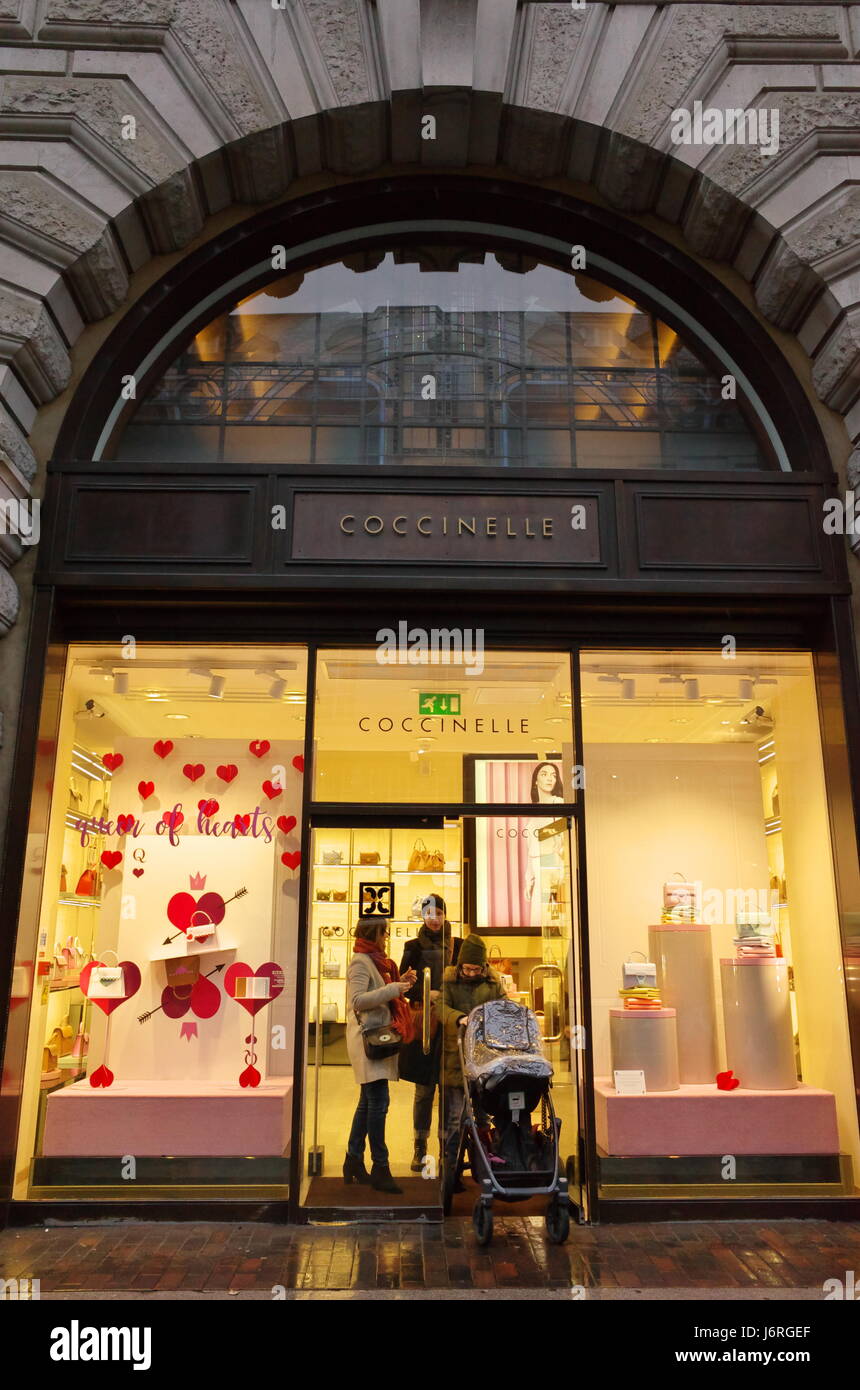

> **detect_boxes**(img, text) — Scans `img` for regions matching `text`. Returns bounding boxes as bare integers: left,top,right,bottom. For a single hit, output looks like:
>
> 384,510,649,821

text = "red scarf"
353,938,415,1044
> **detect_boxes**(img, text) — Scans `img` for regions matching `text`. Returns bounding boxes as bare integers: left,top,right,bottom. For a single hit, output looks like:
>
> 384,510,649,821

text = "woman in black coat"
398,894,461,1172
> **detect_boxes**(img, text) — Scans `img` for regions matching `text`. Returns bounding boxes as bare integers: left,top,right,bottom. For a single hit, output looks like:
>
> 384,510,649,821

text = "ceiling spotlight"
77,699,105,719
738,678,754,701
209,675,225,699
621,678,635,700
269,677,286,700
685,678,700,700
112,671,129,695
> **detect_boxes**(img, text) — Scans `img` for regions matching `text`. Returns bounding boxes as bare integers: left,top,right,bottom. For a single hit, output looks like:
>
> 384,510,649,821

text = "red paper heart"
224,962,285,1017
249,740,270,758
198,798,219,817
217,764,238,784
138,780,154,800
167,890,226,933
281,851,301,871
190,973,221,1020
89,1063,114,1088
291,755,304,774
261,780,282,800
161,984,191,1020
103,753,123,773
183,763,205,783
716,1070,741,1091
133,868,144,878
100,850,122,870
161,809,184,829
116,814,135,834
276,815,297,835
153,740,174,759
239,1064,261,1089
233,814,250,835
79,960,141,1016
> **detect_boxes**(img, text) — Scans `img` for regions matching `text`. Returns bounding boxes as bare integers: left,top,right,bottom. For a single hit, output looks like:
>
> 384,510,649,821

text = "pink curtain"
483,762,534,929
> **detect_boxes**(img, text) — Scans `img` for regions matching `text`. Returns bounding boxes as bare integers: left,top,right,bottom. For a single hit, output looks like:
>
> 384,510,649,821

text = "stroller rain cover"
463,998,553,1088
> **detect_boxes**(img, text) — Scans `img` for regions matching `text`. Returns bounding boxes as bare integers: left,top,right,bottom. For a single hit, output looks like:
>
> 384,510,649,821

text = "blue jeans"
347,1079,390,1165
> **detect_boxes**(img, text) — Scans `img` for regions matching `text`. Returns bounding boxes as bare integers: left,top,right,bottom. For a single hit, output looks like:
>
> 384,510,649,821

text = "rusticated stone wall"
0,0,859,829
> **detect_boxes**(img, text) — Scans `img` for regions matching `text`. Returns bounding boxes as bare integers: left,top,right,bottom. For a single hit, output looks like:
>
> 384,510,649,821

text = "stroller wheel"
472,1199,493,1247
545,1196,570,1246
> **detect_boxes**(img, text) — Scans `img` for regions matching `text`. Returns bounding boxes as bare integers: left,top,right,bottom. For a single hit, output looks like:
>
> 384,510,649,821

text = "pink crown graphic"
189,872,207,890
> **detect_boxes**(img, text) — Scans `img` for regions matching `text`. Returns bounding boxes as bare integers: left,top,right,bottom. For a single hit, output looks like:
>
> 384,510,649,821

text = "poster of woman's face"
473,759,565,931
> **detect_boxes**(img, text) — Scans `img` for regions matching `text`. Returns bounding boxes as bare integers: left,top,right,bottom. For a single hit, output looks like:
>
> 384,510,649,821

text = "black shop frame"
2,602,860,1227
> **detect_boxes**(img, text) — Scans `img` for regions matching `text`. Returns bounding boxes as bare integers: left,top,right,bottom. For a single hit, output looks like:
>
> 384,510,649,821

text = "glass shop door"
299,818,456,1216
460,813,584,1222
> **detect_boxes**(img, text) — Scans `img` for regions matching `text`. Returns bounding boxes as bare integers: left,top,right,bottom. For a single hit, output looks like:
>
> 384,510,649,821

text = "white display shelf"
57,895,102,909
149,940,238,964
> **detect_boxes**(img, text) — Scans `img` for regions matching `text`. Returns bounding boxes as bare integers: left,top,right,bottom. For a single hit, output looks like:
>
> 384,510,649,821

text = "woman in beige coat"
345,918,416,1193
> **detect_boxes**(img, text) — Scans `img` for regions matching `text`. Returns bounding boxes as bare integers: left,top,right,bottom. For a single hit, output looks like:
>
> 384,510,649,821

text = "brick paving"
1,1218,859,1295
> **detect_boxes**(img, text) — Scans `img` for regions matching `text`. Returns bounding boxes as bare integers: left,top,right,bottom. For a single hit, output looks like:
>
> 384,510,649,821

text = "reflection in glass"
113,252,770,470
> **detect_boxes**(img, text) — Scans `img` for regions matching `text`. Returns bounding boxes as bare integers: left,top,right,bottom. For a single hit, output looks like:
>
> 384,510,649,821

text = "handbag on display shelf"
321,998,338,1022
88,951,126,999
332,890,347,902
165,954,200,991
488,944,513,976
621,951,658,990
408,839,445,873
662,872,697,920
60,864,68,894
359,851,381,866
322,950,341,979
75,848,100,898
322,849,343,866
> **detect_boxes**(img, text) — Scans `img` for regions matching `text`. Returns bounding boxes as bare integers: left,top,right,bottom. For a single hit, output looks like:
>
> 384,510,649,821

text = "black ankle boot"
411,1136,427,1173
343,1152,372,1185
371,1162,403,1194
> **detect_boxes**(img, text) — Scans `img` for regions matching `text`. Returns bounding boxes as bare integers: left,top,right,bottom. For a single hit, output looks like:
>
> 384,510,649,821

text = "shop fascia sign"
288,492,600,565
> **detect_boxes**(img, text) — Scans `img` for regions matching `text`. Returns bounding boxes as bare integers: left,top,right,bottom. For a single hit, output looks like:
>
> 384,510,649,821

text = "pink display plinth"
594,1080,838,1156
43,1079,293,1157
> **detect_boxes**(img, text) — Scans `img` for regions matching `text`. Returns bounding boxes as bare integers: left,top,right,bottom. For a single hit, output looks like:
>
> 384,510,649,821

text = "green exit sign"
419,693,461,715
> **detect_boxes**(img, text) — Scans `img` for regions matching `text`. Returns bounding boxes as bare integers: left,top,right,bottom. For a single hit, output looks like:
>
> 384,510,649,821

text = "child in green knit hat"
438,933,506,1187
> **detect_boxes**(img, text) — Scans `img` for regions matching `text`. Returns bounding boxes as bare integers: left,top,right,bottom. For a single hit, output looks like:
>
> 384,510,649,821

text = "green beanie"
459,933,488,966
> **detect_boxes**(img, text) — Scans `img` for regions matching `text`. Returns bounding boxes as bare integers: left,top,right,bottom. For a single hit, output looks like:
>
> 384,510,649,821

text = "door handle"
422,966,432,1055
529,963,564,1042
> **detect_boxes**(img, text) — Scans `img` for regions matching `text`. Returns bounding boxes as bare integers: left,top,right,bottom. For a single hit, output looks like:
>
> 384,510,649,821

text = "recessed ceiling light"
166,713,189,720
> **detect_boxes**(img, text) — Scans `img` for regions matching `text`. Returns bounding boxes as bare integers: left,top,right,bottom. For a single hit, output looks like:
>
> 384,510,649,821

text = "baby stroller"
443,998,571,1246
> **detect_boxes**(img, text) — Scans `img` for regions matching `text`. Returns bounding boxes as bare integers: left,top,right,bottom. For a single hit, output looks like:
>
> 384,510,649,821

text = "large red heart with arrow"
79,960,141,1016
224,962,284,1016
167,891,227,934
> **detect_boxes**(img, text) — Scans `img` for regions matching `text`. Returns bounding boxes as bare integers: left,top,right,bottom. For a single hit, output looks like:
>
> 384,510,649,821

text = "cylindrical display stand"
649,923,718,1083
720,958,797,1090
609,1008,680,1092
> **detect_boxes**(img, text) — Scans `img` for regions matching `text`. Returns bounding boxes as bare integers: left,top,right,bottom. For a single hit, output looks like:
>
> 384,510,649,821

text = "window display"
583,649,858,1195
11,644,307,1196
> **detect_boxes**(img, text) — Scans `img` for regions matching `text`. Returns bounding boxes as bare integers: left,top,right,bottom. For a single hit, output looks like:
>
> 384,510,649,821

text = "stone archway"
0,0,858,749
